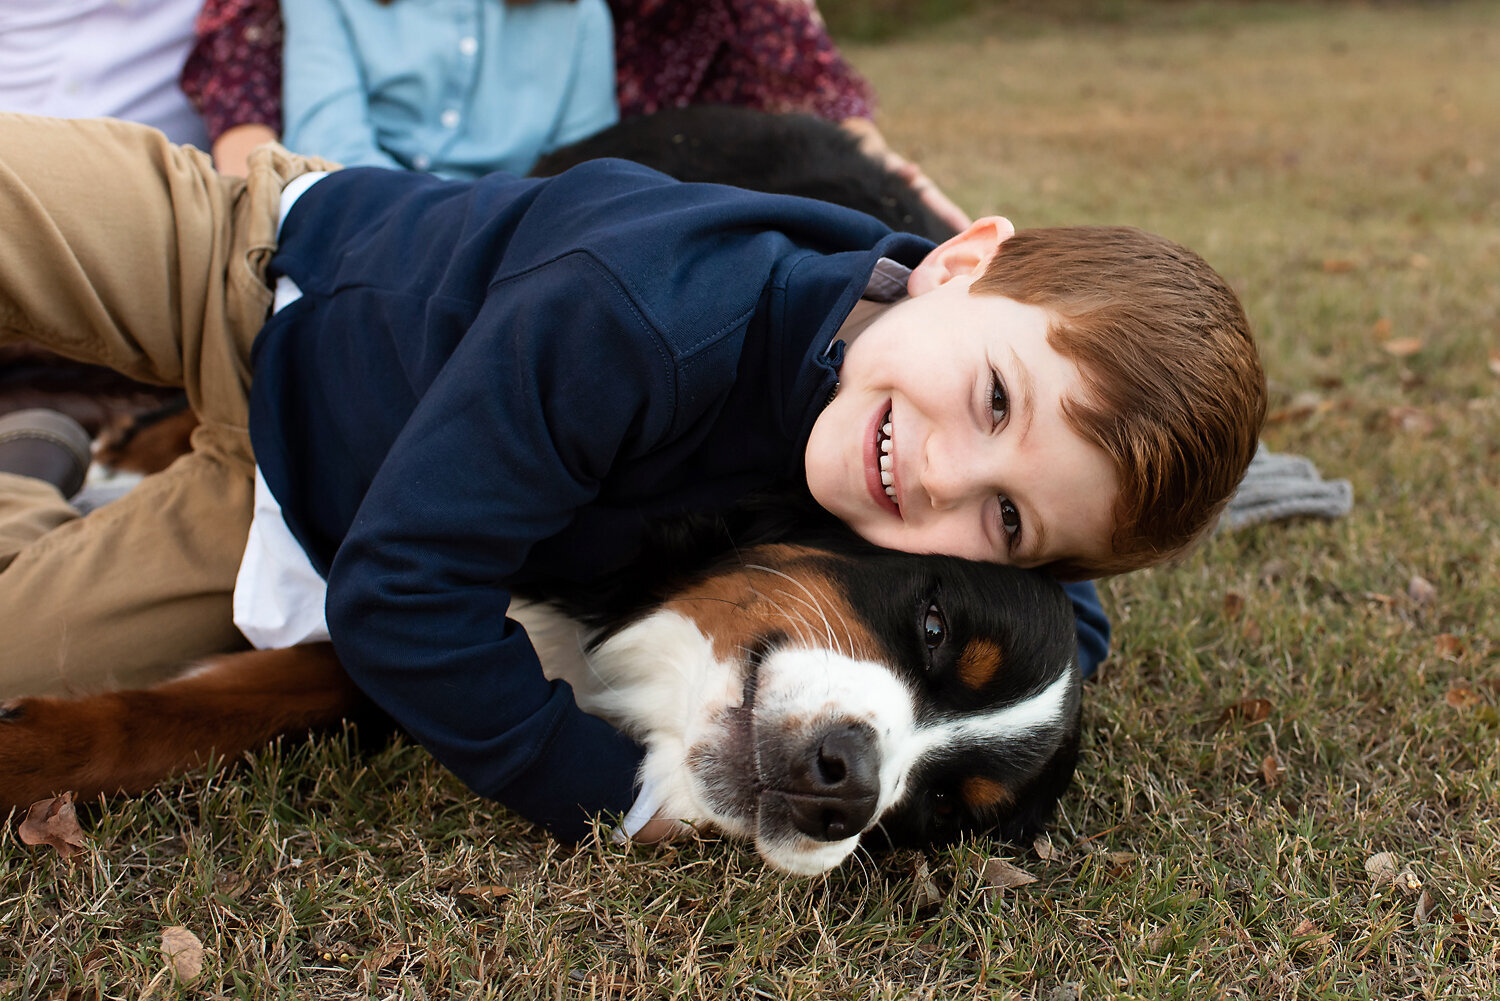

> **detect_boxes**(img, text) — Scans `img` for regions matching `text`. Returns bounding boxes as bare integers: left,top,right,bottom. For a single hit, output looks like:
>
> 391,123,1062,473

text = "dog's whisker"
743,563,839,652
767,595,819,649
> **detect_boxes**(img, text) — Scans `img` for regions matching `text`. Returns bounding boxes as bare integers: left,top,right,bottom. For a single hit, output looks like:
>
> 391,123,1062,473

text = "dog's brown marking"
957,637,1004,691
961,775,1012,813
664,545,879,666
94,397,198,474
0,644,361,810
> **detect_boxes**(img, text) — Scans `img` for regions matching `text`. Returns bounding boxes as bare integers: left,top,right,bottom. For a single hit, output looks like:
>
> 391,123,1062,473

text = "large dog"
1,506,1080,876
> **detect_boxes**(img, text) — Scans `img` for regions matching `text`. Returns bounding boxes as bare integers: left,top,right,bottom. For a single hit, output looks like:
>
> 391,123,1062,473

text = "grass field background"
4,2,1498,998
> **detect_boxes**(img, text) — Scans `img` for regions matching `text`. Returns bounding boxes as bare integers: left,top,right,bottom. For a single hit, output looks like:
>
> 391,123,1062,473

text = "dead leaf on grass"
357,941,404,985
1374,336,1422,355
213,870,250,900
911,859,943,909
1032,835,1056,861
1217,698,1273,728
1434,634,1466,659
17,793,87,859
1446,681,1483,711
1289,918,1334,954
1222,592,1246,619
1371,317,1393,339
975,855,1038,901
1387,405,1438,434
1259,559,1291,583
1260,755,1283,788
1416,890,1438,923
160,926,204,983
1320,258,1356,274
457,884,513,899
1407,575,1438,606
1365,850,1399,887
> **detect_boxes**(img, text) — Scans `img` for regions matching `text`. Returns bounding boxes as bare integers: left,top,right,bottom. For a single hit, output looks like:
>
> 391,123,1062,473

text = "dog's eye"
922,603,947,652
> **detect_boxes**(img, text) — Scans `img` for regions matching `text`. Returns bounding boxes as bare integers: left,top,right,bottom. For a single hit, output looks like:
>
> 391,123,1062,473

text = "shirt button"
440,109,461,129
458,36,478,57
412,153,431,170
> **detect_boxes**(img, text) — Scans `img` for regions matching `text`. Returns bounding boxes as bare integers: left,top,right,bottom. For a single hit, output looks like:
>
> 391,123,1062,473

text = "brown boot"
0,408,93,499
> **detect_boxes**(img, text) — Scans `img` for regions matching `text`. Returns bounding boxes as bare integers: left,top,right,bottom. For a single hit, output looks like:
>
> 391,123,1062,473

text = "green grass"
5,3,1500,998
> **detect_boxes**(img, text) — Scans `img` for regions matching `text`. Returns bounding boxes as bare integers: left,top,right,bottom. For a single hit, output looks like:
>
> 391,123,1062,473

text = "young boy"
0,113,1264,840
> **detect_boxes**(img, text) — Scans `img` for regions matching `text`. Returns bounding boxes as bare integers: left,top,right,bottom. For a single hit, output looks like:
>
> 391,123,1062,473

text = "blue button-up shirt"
282,0,618,180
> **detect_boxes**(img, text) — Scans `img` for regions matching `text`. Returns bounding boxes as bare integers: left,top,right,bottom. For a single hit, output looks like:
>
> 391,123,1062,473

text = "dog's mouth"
722,645,763,765
685,640,766,824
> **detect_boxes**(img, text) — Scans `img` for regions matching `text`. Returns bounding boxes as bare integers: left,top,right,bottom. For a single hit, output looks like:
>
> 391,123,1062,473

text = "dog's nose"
782,722,880,841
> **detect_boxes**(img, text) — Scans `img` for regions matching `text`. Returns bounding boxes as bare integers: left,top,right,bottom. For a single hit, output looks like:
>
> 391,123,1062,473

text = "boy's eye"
989,371,1009,427
998,496,1022,540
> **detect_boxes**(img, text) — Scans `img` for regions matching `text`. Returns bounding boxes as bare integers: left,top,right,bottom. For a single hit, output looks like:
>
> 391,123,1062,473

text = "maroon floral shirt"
181,0,284,140
181,0,874,143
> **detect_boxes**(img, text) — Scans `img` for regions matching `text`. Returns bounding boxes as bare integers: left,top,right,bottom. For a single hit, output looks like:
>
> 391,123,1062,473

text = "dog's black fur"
531,104,960,243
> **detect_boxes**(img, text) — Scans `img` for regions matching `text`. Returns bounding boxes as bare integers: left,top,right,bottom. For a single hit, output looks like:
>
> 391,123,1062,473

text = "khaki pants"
0,113,338,697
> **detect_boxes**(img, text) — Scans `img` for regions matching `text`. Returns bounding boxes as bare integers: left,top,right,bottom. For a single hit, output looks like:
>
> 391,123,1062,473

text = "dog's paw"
0,696,79,800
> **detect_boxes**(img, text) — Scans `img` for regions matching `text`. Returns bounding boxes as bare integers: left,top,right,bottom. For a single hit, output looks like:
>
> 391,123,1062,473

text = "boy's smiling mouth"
867,405,900,515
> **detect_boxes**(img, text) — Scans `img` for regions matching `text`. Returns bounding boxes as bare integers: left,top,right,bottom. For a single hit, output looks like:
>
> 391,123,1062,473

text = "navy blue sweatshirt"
251,160,1108,840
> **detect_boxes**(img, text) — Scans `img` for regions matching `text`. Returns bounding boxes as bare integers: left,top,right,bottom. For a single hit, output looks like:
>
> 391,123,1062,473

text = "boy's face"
806,218,1120,570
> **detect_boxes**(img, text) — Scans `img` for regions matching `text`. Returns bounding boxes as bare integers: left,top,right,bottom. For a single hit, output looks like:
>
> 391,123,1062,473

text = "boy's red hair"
971,226,1266,579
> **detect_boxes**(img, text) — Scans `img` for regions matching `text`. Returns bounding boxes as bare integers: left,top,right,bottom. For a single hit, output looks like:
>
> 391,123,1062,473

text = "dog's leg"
0,644,361,810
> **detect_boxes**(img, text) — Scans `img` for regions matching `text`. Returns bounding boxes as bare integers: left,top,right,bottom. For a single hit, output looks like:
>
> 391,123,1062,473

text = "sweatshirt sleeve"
1063,579,1110,680
321,253,671,841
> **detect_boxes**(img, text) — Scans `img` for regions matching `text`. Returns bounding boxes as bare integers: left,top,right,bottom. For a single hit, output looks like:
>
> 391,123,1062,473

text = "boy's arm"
280,0,406,171
1063,580,1110,680
319,256,668,840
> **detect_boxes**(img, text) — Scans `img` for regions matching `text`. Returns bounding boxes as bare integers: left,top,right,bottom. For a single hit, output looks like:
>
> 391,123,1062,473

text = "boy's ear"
907,216,1016,297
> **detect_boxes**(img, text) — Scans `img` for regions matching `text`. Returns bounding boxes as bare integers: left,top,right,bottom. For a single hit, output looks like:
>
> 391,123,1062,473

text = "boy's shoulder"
289,158,930,351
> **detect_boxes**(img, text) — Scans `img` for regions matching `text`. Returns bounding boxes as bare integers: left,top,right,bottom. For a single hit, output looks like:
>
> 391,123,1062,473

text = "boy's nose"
919,435,984,511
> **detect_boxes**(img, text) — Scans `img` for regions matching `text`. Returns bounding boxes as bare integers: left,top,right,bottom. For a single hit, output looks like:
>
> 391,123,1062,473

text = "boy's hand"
612,766,693,845
630,815,695,844
841,117,972,233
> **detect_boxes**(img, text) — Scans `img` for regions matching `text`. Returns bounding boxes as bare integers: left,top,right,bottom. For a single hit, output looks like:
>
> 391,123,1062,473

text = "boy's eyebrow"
1007,345,1038,448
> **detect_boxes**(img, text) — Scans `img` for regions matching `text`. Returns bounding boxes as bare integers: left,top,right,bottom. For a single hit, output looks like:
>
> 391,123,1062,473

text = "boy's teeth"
878,409,896,504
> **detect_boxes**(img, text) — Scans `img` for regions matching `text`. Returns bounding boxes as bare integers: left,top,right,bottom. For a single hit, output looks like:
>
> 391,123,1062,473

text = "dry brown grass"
4,4,1499,998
